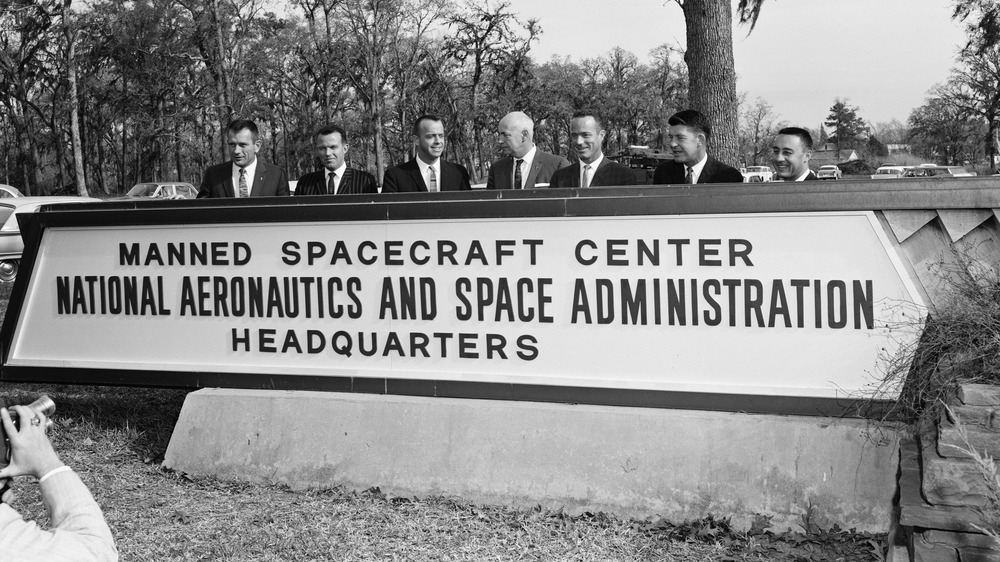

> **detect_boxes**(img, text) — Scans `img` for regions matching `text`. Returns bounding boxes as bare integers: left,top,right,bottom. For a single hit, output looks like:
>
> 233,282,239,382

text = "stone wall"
893,384,1000,561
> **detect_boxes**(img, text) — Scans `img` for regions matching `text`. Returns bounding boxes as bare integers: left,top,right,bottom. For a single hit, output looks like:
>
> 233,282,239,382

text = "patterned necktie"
514,159,524,189
239,168,249,197
429,166,438,192
685,166,694,185
582,164,592,188
327,172,336,195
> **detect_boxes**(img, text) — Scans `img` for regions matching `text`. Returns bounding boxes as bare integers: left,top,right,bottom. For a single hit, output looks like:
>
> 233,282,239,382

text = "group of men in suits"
195,109,822,200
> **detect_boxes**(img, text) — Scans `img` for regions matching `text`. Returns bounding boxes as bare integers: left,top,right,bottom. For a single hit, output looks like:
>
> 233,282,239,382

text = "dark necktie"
239,168,249,197
685,166,694,185
428,166,438,192
327,172,336,194
514,159,524,189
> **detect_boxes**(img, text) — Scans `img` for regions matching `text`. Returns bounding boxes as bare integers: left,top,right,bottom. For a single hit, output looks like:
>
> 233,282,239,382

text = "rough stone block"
920,422,990,507
938,419,1000,460
959,546,1000,562
950,405,1000,429
901,438,988,529
914,531,959,562
960,385,1000,407
924,529,999,550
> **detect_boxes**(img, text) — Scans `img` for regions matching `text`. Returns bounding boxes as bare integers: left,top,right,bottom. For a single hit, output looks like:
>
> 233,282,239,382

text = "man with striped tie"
652,109,743,186
382,115,471,193
196,119,290,198
295,124,378,196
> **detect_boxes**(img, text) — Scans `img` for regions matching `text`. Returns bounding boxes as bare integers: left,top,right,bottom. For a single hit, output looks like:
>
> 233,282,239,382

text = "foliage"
907,96,985,165
0,0,691,191
737,96,785,167
873,252,1000,425
824,98,868,151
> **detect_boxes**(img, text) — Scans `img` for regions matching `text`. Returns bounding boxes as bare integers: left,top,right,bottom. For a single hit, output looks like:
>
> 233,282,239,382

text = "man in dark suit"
295,124,378,195
652,109,744,185
487,111,570,189
549,111,636,188
771,127,819,181
382,115,471,193
197,119,290,198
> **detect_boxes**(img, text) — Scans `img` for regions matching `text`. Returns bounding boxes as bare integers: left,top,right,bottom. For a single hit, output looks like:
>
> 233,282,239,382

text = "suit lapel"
253,161,268,196
338,168,352,194
524,158,542,188
590,158,611,186
224,164,236,198
408,161,427,192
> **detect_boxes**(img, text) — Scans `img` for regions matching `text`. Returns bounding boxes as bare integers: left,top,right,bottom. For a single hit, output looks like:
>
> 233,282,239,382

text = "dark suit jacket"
381,159,471,193
549,158,637,188
486,150,571,190
197,160,290,198
652,156,744,185
295,167,378,196
802,170,819,181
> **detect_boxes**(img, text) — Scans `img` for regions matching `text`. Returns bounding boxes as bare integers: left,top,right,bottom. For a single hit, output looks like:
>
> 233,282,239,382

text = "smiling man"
295,124,378,195
197,119,290,198
771,127,818,181
382,115,471,193
549,111,636,188
652,109,743,185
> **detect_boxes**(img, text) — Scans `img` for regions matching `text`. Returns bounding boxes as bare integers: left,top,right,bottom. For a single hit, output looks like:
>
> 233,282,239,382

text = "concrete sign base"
163,388,898,532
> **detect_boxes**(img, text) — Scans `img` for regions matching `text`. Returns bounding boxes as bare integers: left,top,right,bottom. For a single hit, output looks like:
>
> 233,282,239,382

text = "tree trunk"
680,0,739,166
64,0,88,197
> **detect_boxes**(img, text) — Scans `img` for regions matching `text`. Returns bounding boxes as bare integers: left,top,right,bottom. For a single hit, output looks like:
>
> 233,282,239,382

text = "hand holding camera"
0,396,64,482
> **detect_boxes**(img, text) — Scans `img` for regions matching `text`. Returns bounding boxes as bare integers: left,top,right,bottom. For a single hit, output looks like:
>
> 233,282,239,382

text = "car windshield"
127,183,160,197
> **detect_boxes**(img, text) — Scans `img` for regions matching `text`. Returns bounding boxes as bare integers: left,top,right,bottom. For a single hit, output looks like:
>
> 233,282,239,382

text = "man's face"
227,128,260,168
570,116,605,164
667,125,705,165
771,134,811,180
498,123,530,159
414,119,445,162
316,132,348,171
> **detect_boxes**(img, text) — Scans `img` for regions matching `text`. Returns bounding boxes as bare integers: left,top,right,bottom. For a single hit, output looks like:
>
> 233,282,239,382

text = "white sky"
505,0,967,128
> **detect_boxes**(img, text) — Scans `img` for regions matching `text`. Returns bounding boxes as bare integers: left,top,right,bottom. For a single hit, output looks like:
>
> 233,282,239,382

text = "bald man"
486,111,570,190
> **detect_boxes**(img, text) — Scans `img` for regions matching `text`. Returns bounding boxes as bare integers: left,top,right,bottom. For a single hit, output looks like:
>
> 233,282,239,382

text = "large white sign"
7,211,923,398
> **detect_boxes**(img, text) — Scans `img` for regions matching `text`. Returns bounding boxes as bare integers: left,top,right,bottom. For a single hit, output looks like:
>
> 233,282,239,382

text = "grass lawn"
0,284,886,560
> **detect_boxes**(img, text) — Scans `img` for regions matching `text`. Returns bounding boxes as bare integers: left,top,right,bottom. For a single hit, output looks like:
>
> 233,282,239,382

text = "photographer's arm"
0,406,118,562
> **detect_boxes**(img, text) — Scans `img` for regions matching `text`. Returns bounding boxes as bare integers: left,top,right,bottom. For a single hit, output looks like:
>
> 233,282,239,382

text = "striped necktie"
428,166,438,192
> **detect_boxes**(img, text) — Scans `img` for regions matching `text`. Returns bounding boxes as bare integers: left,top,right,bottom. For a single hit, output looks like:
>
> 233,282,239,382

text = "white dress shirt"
326,162,348,194
513,145,537,188
415,158,441,192
686,154,708,184
231,159,259,197
580,154,604,187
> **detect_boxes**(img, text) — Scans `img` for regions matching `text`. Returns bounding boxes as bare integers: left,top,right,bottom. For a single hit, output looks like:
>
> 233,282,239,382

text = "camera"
0,395,56,468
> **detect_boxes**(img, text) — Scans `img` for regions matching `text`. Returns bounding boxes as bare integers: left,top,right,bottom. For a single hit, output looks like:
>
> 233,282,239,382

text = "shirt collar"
687,154,708,182
794,168,812,181
580,153,604,171
233,159,259,193
517,145,537,168
325,162,347,181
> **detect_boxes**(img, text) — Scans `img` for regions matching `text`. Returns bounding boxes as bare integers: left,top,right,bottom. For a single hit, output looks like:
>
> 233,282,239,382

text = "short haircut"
412,114,443,136
227,119,259,141
777,127,813,150
571,110,604,131
668,109,711,140
314,124,349,144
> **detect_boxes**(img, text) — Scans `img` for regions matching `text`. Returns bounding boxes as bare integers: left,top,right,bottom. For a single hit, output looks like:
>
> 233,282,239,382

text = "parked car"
902,166,976,178
126,182,197,199
0,184,24,198
817,165,843,180
0,196,101,282
870,166,908,179
741,166,774,183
